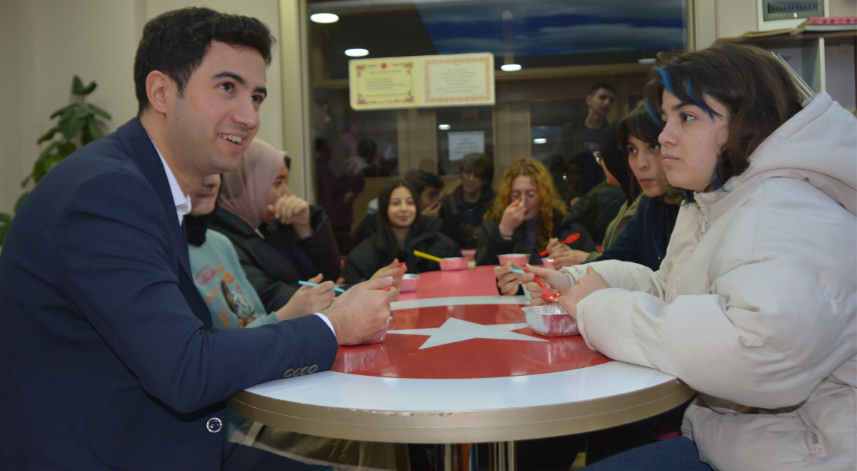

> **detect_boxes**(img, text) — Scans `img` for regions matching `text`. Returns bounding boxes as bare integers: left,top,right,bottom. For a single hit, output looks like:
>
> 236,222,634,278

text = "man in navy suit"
0,8,396,470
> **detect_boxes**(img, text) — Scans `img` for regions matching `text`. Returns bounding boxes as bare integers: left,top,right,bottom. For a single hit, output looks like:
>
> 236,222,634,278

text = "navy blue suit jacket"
0,119,337,470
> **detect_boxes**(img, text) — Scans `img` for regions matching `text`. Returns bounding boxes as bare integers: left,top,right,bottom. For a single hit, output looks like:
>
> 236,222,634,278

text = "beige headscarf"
218,139,287,229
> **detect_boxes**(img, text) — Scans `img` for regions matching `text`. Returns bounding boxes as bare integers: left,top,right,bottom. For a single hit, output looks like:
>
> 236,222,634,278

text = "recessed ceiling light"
310,13,339,24
438,124,451,130
533,138,547,144
345,48,369,57
638,58,656,64
500,64,522,72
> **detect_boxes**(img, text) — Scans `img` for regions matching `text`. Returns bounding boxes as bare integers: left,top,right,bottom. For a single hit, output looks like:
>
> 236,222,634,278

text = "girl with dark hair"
548,104,681,273
526,43,856,470
344,178,461,284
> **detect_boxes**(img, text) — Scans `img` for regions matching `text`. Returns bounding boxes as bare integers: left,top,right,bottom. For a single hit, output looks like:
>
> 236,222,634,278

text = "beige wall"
0,0,285,215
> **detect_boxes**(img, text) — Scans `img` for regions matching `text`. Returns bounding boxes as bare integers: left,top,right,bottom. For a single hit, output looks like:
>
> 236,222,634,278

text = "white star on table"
388,317,547,349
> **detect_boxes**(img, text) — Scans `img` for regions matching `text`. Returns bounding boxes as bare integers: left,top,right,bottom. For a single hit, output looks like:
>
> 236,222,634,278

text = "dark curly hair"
644,43,803,191
134,7,275,114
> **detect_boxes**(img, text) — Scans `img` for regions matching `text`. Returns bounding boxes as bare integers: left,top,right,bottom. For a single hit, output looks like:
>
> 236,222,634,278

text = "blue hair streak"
654,67,716,120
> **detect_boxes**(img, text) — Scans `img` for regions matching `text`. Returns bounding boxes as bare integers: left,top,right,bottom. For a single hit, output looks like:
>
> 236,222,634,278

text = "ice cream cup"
399,274,419,292
498,253,530,267
439,257,468,271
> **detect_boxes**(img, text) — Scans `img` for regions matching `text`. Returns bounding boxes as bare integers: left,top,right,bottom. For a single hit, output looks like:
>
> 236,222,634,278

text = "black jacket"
592,195,679,271
344,216,462,284
438,185,496,249
351,212,378,246
475,207,596,266
210,205,341,312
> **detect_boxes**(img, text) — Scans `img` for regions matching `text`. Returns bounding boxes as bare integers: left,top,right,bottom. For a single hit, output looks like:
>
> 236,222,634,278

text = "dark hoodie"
438,184,496,249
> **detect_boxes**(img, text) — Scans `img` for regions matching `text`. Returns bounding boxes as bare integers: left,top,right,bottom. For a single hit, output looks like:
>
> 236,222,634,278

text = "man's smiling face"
164,40,268,177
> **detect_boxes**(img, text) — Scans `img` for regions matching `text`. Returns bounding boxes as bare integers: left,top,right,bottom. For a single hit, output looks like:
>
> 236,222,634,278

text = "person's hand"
545,238,571,256
569,196,581,207
558,266,611,321
549,250,590,269
494,261,526,296
323,277,399,345
370,259,407,288
276,274,335,321
422,201,442,218
268,192,312,237
499,201,525,237
523,264,572,304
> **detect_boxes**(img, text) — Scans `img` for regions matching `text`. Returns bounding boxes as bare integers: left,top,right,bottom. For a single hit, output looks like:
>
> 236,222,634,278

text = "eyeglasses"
593,151,602,165
510,190,538,202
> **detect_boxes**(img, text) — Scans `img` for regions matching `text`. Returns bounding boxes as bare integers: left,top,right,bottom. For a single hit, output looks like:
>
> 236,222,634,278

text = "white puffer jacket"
562,92,857,470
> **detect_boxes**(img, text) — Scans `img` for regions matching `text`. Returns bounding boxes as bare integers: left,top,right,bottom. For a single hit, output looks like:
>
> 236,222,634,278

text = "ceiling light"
345,48,369,57
310,13,339,24
638,58,656,64
533,138,547,144
438,124,451,131
500,64,522,72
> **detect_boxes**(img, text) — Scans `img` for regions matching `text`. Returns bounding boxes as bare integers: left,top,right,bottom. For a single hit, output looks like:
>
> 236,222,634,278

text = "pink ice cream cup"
439,257,468,271
498,253,530,267
399,274,419,292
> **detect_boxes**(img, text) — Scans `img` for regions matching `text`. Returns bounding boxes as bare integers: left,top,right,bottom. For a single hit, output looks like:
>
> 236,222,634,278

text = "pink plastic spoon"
524,268,561,302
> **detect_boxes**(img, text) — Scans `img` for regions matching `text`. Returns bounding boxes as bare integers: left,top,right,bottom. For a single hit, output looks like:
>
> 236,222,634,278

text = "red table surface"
333,265,611,379
397,265,501,300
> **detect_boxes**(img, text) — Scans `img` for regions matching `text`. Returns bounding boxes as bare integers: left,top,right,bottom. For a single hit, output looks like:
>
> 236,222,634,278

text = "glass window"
306,0,687,252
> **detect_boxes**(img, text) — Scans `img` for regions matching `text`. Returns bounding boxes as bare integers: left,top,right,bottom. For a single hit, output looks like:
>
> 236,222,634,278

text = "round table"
230,266,694,469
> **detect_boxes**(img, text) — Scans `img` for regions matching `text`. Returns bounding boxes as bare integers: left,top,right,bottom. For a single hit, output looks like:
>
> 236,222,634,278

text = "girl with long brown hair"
344,178,461,284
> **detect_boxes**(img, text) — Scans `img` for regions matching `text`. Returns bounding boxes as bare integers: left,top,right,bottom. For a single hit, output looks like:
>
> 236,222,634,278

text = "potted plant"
0,75,110,247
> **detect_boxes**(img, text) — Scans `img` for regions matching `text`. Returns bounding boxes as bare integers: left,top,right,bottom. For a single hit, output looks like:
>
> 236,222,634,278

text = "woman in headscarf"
211,139,342,313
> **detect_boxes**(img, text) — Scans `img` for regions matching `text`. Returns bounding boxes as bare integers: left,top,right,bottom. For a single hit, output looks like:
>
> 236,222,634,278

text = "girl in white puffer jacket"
526,43,857,470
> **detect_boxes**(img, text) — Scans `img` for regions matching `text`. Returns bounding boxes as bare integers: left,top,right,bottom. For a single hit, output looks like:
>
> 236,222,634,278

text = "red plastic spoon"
540,232,581,257
524,268,561,302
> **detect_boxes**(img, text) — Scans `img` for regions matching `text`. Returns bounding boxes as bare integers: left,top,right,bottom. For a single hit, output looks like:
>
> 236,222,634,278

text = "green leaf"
58,115,83,139
87,103,112,120
13,191,29,212
0,212,11,246
81,81,97,95
58,141,76,158
72,75,85,95
85,116,103,142
80,124,93,146
36,127,58,144
42,154,64,173
49,103,77,120
75,105,90,119
37,142,60,162
32,161,47,183
20,175,30,188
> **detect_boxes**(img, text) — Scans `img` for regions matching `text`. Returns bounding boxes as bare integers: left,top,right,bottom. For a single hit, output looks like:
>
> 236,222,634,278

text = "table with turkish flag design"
229,266,693,469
